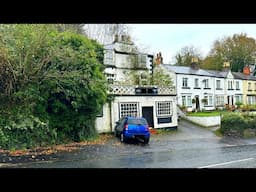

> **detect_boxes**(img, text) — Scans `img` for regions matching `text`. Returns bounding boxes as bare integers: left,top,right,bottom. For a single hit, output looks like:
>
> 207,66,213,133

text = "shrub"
220,113,256,137
220,113,246,137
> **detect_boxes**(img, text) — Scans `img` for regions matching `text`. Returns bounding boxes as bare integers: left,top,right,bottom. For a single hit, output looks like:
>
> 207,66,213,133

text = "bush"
0,112,57,149
220,113,246,137
220,113,256,137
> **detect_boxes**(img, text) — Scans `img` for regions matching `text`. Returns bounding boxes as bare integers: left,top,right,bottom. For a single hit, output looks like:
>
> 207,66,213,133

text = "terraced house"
95,35,178,133
163,62,255,112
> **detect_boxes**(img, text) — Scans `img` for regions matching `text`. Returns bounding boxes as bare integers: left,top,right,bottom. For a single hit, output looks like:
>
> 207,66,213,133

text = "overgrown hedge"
0,24,107,150
220,113,256,137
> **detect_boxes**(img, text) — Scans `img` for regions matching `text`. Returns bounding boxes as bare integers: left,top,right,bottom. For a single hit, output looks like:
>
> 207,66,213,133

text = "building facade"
164,63,254,112
95,36,177,133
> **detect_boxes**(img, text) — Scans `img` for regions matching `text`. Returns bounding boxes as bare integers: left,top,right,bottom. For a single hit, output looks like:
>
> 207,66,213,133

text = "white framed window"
247,96,256,105
181,95,192,107
248,82,252,91
182,96,186,106
228,80,233,90
216,80,221,89
216,95,224,106
187,96,192,106
156,101,172,117
236,81,240,90
194,78,199,88
119,102,139,118
182,77,188,87
204,95,213,106
204,79,209,88
235,95,242,103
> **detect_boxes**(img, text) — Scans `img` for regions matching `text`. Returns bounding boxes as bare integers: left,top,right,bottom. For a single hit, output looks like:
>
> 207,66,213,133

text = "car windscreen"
127,118,147,125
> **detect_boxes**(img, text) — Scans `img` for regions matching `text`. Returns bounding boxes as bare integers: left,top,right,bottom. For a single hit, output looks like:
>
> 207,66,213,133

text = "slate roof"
205,69,228,78
163,65,216,77
232,72,256,81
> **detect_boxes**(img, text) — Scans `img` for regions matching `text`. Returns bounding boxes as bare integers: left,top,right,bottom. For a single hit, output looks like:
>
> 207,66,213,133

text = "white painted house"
95,36,178,133
163,63,244,111
163,64,216,111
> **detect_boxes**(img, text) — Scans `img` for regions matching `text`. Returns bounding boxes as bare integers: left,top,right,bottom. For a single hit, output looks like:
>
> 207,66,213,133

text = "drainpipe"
109,100,113,132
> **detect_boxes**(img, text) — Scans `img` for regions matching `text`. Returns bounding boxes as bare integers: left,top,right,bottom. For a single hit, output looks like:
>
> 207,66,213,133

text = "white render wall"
95,103,111,133
95,95,178,133
176,74,215,111
183,116,221,127
113,95,178,130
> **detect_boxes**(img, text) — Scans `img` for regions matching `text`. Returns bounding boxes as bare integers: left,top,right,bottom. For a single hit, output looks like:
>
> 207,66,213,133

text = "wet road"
8,119,256,168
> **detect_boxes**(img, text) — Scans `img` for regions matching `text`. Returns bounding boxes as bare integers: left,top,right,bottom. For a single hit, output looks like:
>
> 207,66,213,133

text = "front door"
142,107,154,128
195,96,200,111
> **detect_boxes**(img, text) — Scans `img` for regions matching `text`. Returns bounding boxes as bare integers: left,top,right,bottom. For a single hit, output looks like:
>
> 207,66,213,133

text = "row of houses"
95,34,256,133
163,62,256,112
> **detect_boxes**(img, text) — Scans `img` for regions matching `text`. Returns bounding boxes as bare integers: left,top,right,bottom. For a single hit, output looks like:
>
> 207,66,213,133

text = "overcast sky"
128,24,256,64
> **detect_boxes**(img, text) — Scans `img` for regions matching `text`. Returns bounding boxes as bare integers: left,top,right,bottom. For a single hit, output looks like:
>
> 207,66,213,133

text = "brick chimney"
190,57,199,70
243,65,251,75
155,52,163,65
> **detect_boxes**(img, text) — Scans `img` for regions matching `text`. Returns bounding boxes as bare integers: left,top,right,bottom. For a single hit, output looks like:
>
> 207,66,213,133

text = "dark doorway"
142,107,154,128
195,96,200,111
227,96,230,105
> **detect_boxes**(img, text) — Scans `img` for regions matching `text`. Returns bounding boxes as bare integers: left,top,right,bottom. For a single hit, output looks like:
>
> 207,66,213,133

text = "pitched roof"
232,72,256,80
205,69,228,78
163,65,216,77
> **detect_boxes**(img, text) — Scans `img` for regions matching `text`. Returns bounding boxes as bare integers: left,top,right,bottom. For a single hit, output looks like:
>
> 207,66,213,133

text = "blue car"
114,116,150,144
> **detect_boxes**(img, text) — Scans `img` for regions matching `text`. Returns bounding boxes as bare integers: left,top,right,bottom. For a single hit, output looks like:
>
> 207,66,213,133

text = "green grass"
187,111,223,117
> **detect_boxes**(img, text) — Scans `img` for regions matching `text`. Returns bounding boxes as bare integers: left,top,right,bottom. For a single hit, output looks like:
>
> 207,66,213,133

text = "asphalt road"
6,119,256,168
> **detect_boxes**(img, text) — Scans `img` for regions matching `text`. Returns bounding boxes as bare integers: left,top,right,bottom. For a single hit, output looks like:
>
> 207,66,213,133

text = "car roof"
126,116,145,120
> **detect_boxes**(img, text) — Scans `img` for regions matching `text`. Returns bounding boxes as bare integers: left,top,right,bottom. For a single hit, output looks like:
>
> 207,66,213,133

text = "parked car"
114,116,150,144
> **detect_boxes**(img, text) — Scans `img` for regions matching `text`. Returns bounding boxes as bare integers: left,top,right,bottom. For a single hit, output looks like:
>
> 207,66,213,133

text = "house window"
204,79,209,88
182,96,186,106
182,78,188,88
187,96,192,106
181,95,192,107
119,102,139,118
216,95,224,106
235,95,242,103
104,50,113,65
248,82,252,91
194,79,199,88
228,80,233,90
236,81,240,90
247,96,256,105
216,80,221,89
204,95,213,106
156,101,172,117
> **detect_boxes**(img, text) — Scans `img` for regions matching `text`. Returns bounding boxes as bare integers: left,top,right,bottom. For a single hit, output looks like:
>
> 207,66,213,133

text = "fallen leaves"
3,134,115,157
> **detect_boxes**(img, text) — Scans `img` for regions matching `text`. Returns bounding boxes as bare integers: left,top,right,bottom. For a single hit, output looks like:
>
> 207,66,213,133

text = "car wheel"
144,137,150,144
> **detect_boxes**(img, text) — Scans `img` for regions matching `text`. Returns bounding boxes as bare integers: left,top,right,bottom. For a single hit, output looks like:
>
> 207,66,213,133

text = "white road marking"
198,158,254,168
